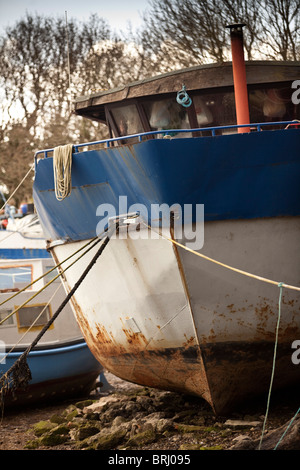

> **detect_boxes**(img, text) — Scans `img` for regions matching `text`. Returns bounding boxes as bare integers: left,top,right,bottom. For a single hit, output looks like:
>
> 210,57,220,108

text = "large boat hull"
50,215,300,414
33,128,300,414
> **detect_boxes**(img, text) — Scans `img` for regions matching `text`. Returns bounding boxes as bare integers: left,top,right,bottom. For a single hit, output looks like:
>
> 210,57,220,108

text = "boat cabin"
74,61,300,142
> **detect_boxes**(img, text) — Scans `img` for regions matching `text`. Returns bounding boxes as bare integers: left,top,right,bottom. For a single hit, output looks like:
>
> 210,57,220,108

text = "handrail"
34,120,299,162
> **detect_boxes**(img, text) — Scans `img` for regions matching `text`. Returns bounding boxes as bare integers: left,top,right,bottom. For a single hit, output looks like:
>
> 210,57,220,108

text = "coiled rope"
53,144,73,201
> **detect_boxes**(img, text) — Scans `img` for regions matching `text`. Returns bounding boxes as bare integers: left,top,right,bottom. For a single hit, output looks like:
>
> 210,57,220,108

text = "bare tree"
138,0,299,71
0,13,147,202
257,0,300,60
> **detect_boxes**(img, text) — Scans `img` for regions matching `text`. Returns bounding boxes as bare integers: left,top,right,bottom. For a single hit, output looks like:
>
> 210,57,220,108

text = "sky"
0,0,150,34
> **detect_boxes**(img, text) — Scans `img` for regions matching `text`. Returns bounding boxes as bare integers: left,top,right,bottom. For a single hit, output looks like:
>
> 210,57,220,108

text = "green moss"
203,426,220,433
175,424,204,433
87,429,127,450
49,424,70,436
39,433,69,446
65,408,79,421
32,420,57,436
50,414,66,424
125,429,157,448
179,444,204,450
24,439,41,449
75,399,96,409
199,445,224,450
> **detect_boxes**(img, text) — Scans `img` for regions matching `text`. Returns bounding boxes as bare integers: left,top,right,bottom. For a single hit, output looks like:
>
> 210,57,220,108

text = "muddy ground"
0,371,299,453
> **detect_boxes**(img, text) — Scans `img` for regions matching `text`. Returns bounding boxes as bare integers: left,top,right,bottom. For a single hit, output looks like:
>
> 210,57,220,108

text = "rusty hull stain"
50,243,300,415
67,295,300,415
67,291,214,410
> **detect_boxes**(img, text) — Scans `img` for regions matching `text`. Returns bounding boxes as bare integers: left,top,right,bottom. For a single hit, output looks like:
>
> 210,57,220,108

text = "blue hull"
1,340,102,405
0,248,51,259
33,129,300,242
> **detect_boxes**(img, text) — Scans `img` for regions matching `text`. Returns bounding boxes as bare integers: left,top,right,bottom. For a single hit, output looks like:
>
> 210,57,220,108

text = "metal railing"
34,120,299,162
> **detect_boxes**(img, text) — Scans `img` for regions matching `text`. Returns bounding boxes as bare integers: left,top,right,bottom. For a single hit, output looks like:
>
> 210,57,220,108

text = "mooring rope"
0,236,98,310
258,283,283,450
0,237,101,326
274,405,300,450
0,164,35,213
142,222,300,448
142,223,300,292
0,283,63,365
0,223,118,401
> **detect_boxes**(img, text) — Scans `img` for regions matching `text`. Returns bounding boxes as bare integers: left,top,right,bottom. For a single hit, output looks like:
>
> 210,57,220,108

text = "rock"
72,424,101,441
49,414,66,425
224,419,262,429
84,396,119,413
125,429,157,448
175,423,205,433
39,432,69,447
230,434,257,450
32,420,57,437
111,416,126,428
27,372,293,451
75,399,96,409
230,417,300,450
254,417,300,450
80,428,127,450
156,418,174,434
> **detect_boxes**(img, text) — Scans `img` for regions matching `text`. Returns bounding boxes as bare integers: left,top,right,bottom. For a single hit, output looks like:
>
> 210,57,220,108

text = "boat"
0,213,103,406
32,25,300,414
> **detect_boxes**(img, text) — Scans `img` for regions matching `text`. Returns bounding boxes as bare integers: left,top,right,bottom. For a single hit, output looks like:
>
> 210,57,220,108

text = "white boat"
0,214,103,406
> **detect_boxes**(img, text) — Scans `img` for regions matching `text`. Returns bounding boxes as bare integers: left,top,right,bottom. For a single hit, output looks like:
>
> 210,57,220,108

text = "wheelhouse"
74,61,300,142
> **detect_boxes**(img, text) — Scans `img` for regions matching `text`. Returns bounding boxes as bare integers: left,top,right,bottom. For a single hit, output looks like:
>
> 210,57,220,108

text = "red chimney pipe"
227,24,250,133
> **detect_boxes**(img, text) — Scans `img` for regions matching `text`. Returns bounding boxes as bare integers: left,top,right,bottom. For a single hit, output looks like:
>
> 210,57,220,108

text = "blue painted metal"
0,248,51,259
33,125,300,243
34,121,298,159
1,340,101,386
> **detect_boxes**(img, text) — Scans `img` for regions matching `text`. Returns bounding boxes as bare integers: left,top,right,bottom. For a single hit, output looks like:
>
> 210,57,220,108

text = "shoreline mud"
0,371,300,451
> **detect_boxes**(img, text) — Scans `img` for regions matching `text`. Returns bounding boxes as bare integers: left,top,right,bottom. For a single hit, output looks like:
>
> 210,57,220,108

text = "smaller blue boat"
0,214,103,406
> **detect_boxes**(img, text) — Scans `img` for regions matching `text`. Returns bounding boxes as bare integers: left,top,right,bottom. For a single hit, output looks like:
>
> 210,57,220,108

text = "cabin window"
110,104,144,138
0,309,14,326
44,266,59,284
249,83,300,123
0,265,32,292
17,304,52,331
143,98,190,136
192,90,236,133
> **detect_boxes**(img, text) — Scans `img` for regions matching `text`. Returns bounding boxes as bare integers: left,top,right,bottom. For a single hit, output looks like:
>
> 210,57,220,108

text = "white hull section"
51,216,300,413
